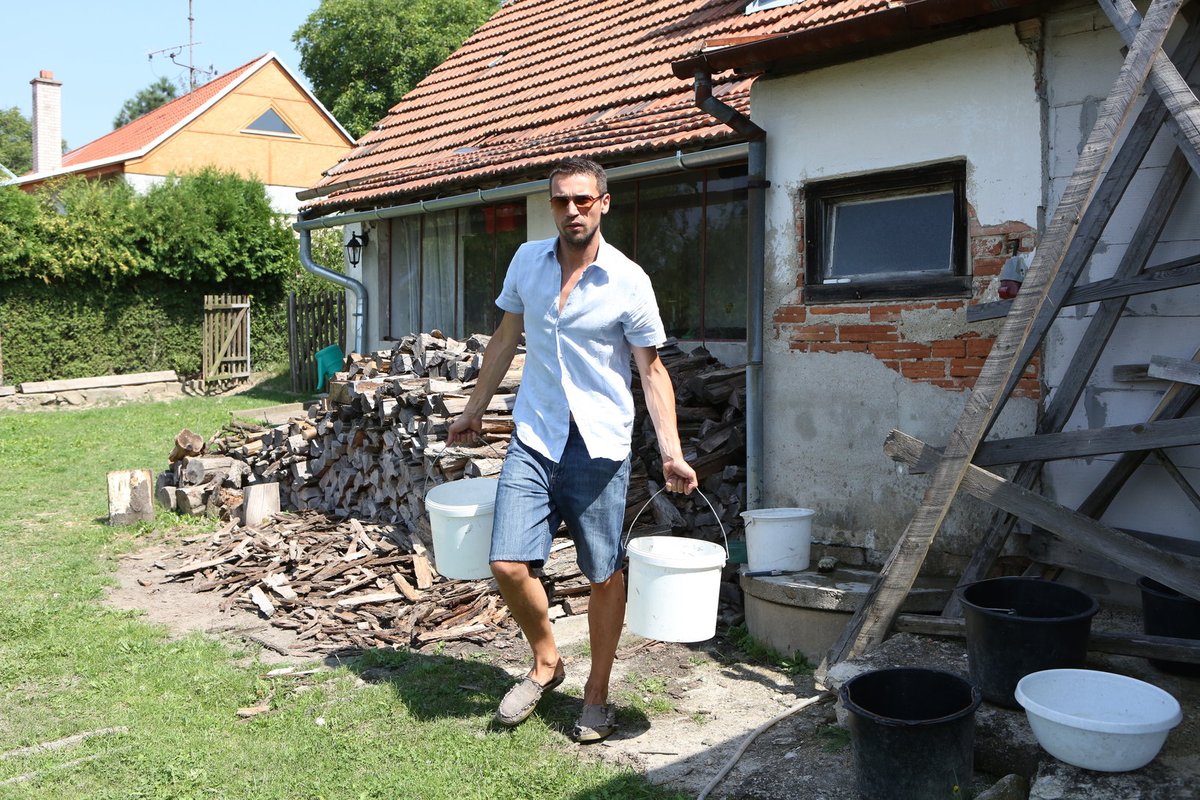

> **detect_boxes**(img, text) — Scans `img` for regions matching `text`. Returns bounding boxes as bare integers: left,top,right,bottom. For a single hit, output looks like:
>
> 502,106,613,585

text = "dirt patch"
106,538,857,799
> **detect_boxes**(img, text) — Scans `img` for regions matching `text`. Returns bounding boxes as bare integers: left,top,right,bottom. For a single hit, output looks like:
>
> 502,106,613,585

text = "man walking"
446,157,697,743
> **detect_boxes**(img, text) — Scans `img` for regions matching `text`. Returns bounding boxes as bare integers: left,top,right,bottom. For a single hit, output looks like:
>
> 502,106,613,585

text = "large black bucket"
1138,576,1200,676
840,668,981,800
960,577,1098,708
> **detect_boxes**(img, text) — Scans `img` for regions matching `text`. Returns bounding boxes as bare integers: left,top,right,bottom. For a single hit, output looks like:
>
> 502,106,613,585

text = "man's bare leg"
491,560,562,683
583,568,625,705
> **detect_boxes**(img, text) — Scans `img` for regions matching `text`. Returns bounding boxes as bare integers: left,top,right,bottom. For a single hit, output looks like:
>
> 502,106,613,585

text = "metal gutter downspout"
693,71,767,510
297,214,368,354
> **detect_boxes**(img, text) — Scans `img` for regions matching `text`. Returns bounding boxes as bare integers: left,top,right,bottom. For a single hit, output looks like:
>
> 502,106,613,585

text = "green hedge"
0,172,345,386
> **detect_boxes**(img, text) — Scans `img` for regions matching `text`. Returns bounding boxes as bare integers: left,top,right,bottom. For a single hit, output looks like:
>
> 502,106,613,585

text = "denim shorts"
490,422,631,583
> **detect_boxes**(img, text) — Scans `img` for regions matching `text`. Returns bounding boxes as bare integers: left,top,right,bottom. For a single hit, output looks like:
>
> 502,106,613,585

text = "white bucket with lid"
741,507,815,573
424,478,499,580
625,488,728,642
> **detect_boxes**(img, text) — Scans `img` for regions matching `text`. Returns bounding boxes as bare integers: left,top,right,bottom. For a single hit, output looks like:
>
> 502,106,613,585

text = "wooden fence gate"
288,291,346,395
202,294,251,389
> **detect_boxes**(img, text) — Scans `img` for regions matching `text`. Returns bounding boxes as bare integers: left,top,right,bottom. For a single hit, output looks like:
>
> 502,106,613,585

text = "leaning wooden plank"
820,0,1183,674
883,429,1200,601
893,614,1200,665
943,118,1197,616
18,370,178,395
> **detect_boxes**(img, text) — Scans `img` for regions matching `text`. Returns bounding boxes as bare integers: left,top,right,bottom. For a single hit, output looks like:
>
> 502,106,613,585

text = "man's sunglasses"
549,193,604,211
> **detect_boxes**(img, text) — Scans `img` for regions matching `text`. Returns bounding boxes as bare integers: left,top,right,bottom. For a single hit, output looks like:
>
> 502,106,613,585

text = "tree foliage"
0,106,33,176
0,170,296,284
113,77,179,129
293,0,498,139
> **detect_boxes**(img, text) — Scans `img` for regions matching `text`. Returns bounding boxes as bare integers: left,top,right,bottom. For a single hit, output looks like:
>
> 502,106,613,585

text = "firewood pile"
155,510,595,655
158,330,748,549
150,331,749,653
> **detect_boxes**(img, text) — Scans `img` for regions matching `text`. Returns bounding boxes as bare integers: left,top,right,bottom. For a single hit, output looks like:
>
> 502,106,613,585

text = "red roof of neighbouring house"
303,0,1038,215
16,53,351,185
60,56,264,170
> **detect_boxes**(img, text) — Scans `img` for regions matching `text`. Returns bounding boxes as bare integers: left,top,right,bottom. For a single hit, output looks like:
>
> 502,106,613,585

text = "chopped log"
243,482,281,527
170,429,205,463
107,469,155,526
183,456,237,485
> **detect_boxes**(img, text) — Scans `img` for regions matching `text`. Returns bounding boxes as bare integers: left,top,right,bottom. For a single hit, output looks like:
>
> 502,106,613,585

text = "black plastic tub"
840,668,982,800
1138,576,1200,676
960,577,1099,708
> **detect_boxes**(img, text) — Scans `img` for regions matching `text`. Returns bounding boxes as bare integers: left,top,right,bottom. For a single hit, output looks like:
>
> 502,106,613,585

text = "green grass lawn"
0,392,683,799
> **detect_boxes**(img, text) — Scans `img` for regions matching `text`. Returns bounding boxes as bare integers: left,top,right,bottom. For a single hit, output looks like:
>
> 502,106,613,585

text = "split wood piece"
107,469,155,526
411,544,435,589
163,554,238,578
242,482,281,527
893,613,1200,665
813,0,1186,663
248,587,276,617
392,572,421,602
884,429,1200,601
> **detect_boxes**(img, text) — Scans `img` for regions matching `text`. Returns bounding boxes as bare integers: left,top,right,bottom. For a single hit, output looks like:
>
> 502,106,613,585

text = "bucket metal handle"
623,486,729,559
423,436,507,498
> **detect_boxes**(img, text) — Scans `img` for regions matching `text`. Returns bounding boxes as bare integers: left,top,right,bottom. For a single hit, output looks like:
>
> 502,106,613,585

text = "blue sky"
2,1,323,150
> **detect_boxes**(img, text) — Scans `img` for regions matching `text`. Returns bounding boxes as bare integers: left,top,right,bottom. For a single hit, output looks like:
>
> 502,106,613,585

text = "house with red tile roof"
298,0,1200,599
16,53,353,214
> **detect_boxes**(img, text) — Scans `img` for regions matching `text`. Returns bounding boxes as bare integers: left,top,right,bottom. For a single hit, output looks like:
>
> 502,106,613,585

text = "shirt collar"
544,232,614,272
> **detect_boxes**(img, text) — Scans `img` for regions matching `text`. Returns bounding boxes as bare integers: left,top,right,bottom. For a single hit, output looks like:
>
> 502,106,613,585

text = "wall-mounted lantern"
345,230,369,268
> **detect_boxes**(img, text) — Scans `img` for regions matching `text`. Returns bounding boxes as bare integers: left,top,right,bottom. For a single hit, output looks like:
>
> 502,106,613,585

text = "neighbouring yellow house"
16,53,353,214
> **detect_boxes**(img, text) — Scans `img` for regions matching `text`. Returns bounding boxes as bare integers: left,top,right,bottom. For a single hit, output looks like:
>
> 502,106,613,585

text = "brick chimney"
31,69,63,174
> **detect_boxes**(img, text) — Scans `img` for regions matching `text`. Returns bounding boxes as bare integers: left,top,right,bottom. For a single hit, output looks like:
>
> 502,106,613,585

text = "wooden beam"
969,251,1200,321
1078,360,1200,518
1149,355,1200,386
1153,449,1200,512
19,370,178,395
1101,0,1200,176
947,417,1200,468
883,429,1200,601
819,0,1183,674
893,613,1200,664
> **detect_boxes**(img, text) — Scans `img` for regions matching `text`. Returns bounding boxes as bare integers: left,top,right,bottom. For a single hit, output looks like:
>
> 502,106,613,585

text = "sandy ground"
106,541,854,799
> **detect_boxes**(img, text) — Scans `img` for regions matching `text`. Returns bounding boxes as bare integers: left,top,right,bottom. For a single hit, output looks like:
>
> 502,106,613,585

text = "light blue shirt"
496,235,666,462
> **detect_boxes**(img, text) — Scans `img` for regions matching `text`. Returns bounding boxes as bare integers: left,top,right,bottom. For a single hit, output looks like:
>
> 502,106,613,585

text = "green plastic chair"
314,344,344,393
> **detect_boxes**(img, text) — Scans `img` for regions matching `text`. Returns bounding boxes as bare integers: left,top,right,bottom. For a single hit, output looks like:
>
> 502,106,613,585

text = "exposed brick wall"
774,206,1041,399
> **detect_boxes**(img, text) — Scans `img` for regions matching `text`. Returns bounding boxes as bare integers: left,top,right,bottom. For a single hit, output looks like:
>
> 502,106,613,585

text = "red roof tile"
59,55,268,170
301,0,957,213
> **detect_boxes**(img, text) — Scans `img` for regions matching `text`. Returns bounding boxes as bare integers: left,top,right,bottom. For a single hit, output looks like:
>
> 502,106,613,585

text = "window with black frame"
605,166,748,341
804,162,969,303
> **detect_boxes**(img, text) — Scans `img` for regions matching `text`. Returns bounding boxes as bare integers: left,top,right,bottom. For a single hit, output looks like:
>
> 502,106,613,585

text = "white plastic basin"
1015,668,1182,772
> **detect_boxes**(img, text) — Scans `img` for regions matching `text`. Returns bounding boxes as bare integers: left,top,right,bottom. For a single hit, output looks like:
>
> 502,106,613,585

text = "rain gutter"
691,71,767,511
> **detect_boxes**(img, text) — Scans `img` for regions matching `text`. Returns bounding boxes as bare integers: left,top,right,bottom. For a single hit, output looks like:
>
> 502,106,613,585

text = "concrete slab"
741,566,956,664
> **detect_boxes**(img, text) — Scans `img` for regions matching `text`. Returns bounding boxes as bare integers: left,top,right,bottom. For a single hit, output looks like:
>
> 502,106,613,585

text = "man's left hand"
662,458,698,495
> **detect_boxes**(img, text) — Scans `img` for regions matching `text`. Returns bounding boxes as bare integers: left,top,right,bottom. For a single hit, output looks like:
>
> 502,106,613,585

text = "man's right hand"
446,414,482,445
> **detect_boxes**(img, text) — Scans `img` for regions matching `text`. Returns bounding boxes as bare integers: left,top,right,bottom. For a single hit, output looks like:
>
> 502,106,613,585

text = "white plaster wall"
1042,4,1200,542
752,26,1043,564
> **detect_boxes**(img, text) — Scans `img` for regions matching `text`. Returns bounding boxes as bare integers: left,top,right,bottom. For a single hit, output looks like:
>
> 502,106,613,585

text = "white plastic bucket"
424,478,499,580
740,507,815,573
626,536,726,642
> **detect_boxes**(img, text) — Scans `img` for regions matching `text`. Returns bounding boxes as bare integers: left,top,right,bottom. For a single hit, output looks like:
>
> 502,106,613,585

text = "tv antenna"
147,0,216,91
